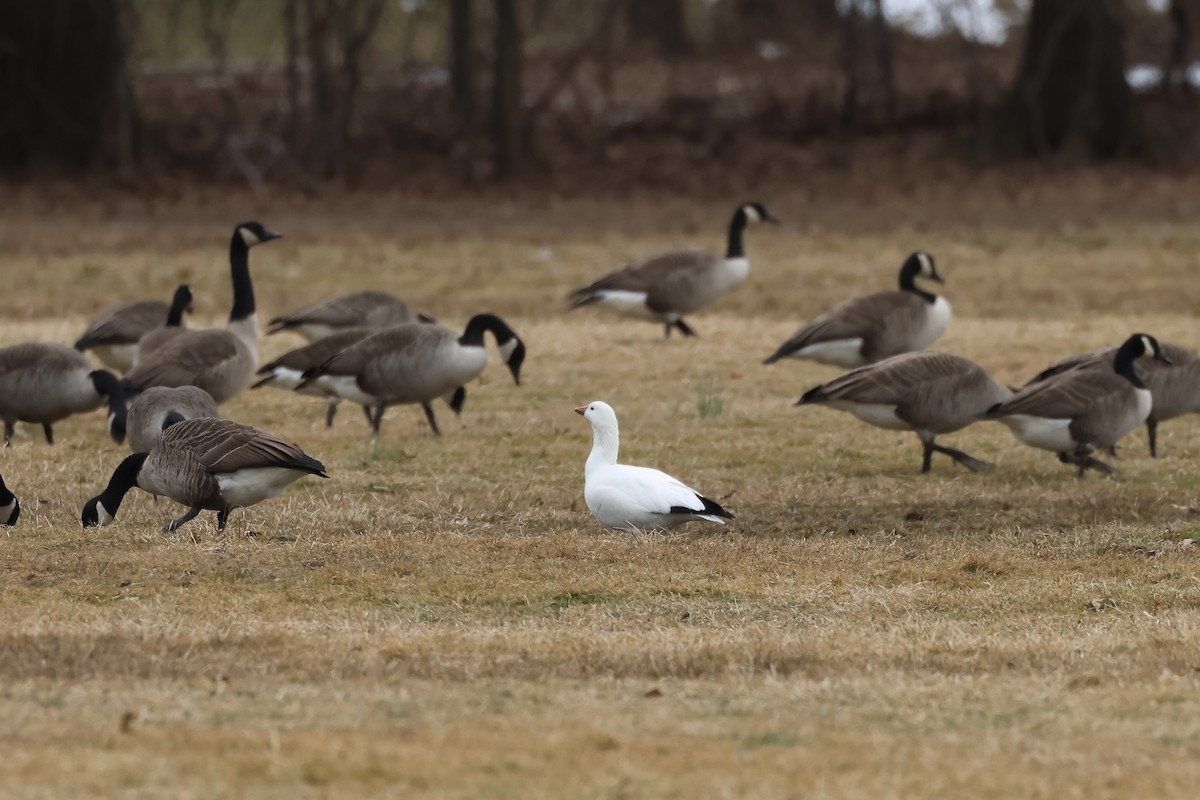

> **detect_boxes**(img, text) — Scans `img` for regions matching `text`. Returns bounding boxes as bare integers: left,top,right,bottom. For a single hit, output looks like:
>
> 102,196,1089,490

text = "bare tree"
624,0,694,59
492,0,522,179
450,0,476,119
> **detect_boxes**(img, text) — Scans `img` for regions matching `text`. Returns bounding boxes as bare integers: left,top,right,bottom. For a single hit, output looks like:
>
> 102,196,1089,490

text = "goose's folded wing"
992,370,1122,419
77,301,169,347
595,464,709,515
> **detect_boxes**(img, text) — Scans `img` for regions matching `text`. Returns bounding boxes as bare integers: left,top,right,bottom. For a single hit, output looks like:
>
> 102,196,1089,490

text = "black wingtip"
981,402,1005,419
675,494,734,520
795,386,826,406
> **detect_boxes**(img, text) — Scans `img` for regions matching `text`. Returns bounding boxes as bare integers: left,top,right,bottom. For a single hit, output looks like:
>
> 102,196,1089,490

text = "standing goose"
576,401,733,532
1024,341,1200,458
764,252,950,367
266,290,434,341
985,333,1171,476
0,474,19,526
121,222,279,404
252,328,376,427
0,343,127,445
126,386,220,453
568,202,780,338
75,287,190,374
82,417,328,532
134,284,194,365
796,351,1011,473
297,314,524,440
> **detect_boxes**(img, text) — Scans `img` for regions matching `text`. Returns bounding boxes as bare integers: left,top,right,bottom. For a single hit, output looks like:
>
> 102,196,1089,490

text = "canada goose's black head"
903,251,942,284
81,496,110,528
1122,333,1172,366
82,452,147,528
172,284,195,315
502,337,526,386
235,221,282,248
739,202,781,226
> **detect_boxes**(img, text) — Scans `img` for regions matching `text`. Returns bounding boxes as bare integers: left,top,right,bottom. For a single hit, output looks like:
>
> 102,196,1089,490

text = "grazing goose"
266,290,433,341
0,343,127,445
75,291,182,374
568,202,780,338
0,474,19,526
1024,341,1200,458
126,386,220,453
134,284,194,365
796,351,1011,473
82,417,328,532
296,314,524,440
764,252,950,367
985,333,1171,476
252,328,376,427
121,222,279,405
576,401,733,532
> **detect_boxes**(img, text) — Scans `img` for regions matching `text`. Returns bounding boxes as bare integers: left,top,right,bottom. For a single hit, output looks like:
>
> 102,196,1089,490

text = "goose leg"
927,441,992,472
325,397,340,428
422,402,442,437
163,507,202,532
1147,419,1158,458
216,508,231,530
42,424,54,444
370,403,386,443
3,420,12,446
673,319,697,337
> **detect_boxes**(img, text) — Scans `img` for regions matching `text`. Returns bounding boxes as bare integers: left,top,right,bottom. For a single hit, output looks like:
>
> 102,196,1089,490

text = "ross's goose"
576,401,733,533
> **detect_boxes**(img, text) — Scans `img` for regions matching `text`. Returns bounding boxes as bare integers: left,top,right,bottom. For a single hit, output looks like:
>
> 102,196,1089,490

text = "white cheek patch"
1140,335,1155,357
239,228,260,247
98,502,115,527
742,205,761,223
917,252,935,277
498,338,519,361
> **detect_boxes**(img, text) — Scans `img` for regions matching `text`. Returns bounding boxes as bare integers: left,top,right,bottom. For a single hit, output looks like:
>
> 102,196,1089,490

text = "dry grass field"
3,172,1200,798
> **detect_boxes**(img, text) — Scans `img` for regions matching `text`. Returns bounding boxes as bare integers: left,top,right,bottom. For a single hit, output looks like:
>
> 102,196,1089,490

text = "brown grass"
3,179,1200,798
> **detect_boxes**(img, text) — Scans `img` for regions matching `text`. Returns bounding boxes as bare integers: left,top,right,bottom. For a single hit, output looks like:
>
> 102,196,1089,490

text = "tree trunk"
994,0,1145,160
624,0,694,59
450,0,476,118
492,0,522,179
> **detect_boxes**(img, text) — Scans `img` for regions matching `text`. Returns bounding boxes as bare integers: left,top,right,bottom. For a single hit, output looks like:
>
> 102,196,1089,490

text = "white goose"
576,401,733,533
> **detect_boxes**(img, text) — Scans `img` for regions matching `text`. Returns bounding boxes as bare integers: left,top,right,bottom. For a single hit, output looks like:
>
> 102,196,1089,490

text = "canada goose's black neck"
167,286,190,327
898,259,937,304
97,452,149,518
460,314,515,347
725,209,748,259
90,370,128,445
229,234,255,323
1113,339,1148,389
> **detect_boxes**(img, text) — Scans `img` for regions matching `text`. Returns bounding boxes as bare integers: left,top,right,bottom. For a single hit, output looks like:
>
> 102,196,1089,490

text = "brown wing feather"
314,324,444,377
993,368,1127,419
267,291,415,332
162,418,324,475
259,328,375,373
775,291,925,358
76,300,170,348
569,250,720,311
124,330,242,389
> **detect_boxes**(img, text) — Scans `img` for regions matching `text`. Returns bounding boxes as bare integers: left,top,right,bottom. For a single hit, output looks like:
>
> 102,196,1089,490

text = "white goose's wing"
593,464,710,515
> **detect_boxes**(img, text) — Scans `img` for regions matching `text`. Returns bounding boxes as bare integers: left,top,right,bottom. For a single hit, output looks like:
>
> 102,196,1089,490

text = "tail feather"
795,385,827,406
567,290,602,310
672,494,734,521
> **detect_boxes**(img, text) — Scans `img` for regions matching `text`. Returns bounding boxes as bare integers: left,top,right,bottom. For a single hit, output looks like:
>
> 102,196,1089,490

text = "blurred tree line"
0,0,1196,186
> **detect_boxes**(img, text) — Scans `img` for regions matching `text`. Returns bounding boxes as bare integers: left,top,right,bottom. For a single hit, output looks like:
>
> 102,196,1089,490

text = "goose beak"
574,406,587,416
262,229,283,241
1156,352,1174,366
765,212,782,225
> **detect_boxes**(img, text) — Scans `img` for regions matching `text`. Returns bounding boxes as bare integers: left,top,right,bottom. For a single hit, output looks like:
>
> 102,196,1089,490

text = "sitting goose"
1024,341,1200,458
252,328,376,427
576,401,733,533
0,474,19,526
764,252,950,367
985,333,1171,476
134,284,194,366
568,202,780,338
266,290,434,341
0,342,127,445
121,222,279,405
796,351,1011,473
82,417,328,532
126,386,220,453
74,288,185,374
297,314,524,440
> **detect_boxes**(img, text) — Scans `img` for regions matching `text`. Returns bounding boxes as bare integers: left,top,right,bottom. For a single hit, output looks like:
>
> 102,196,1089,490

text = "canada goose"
764,252,950,367
134,284,194,365
126,386,220,453
568,202,780,338
121,222,280,404
0,474,19,526
82,417,328,532
984,333,1171,476
252,328,376,427
576,401,733,532
297,313,524,440
796,351,1010,472
74,286,193,374
266,290,433,341
1024,341,1200,458
0,343,127,445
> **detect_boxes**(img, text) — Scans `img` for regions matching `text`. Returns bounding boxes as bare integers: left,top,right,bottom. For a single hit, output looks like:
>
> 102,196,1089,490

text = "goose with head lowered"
796,351,1011,473
0,343,127,445
0,474,19,526
82,417,328,532
266,290,434,342
126,385,220,453
764,252,950,367
296,314,524,441
568,202,780,338
984,333,1171,476
121,222,280,405
133,284,194,366
75,286,190,374
252,328,376,427
1023,340,1200,458
576,401,733,533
